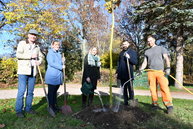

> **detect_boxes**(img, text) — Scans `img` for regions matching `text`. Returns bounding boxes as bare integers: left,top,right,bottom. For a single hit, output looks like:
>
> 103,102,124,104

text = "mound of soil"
74,105,152,129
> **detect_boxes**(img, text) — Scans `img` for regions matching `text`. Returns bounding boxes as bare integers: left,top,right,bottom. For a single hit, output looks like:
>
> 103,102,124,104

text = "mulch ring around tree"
74,105,152,129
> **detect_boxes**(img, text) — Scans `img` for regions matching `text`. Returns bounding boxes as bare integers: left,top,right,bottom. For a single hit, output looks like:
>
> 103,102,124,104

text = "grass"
0,95,193,129
137,96,193,129
133,85,193,93
0,96,95,129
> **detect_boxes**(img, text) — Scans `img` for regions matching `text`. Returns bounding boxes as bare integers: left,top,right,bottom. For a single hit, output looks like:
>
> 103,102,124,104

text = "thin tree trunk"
175,36,183,89
109,5,114,108
81,39,87,72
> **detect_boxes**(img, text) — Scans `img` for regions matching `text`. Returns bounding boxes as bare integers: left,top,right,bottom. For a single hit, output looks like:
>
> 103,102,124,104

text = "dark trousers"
82,89,94,108
121,79,134,105
48,84,60,109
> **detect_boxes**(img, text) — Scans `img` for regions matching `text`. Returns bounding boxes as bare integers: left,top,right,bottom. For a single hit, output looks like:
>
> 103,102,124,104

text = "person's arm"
125,50,138,65
163,53,171,75
83,54,91,82
116,54,120,74
163,54,170,68
139,57,147,71
36,47,44,65
129,50,138,65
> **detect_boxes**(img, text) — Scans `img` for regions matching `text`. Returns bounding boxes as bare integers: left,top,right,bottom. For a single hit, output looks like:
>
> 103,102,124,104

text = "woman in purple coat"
45,41,64,112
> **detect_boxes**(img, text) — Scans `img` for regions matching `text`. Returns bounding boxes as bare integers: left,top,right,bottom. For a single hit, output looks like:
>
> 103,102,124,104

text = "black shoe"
167,106,173,114
54,106,61,113
124,101,128,106
82,104,87,109
26,110,36,114
16,112,25,118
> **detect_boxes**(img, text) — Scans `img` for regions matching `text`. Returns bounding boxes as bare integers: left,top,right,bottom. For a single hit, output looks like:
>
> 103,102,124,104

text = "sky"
0,31,15,56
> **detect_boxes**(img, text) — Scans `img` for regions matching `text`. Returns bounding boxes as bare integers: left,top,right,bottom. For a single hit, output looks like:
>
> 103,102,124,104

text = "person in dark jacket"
116,40,138,105
81,46,101,108
45,41,64,113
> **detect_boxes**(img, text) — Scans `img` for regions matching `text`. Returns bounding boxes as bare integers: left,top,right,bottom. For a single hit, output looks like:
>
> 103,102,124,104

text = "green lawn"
0,95,193,129
134,85,193,93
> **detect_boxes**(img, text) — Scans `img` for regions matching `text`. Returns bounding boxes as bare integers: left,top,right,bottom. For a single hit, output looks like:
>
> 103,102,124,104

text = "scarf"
87,54,101,67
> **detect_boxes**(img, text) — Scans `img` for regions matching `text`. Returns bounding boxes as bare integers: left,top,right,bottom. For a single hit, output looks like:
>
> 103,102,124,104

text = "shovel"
61,53,72,115
37,65,56,117
126,58,138,107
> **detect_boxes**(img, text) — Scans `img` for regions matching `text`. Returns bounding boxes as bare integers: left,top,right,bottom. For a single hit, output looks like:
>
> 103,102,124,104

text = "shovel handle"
62,53,67,104
37,65,49,104
126,58,133,90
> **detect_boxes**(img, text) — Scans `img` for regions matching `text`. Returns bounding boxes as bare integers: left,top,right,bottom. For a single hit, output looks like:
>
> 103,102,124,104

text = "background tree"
134,0,193,88
3,0,70,40
66,0,109,71
116,0,146,68
183,44,193,83
0,0,7,29
2,0,83,81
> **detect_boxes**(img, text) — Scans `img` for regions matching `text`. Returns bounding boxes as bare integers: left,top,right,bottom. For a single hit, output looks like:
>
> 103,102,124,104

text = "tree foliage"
134,0,193,87
116,0,147,68
3,0,70,39
67,0,109,49
0,57,17,84
104,0,121,13
2,0,84,82
0,0,7,29
134,0,193,42
61,33,82,81
101,51,119,68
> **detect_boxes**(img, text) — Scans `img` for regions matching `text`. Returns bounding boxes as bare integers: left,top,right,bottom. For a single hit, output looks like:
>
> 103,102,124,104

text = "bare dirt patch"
74,105,152,129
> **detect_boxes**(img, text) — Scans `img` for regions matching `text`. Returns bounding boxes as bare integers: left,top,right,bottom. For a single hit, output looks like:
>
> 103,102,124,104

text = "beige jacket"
16,40,43,76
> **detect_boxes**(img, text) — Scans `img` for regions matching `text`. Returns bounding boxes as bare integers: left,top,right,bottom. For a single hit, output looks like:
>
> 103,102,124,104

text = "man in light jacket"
15,29,43,118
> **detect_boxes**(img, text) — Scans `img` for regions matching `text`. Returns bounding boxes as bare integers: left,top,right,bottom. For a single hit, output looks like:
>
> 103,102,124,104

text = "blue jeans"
15,74,36,113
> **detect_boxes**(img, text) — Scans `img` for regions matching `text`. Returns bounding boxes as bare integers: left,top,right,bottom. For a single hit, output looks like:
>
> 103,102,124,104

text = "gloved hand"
165,67,170,76
136,70,142,76
124,53,130,59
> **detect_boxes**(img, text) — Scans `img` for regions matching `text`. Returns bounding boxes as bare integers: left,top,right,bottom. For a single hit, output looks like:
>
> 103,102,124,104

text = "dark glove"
136,70,142,76
165,67,170,76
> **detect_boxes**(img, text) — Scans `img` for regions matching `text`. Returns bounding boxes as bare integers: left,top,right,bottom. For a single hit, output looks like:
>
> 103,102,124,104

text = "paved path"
0,83,193,100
